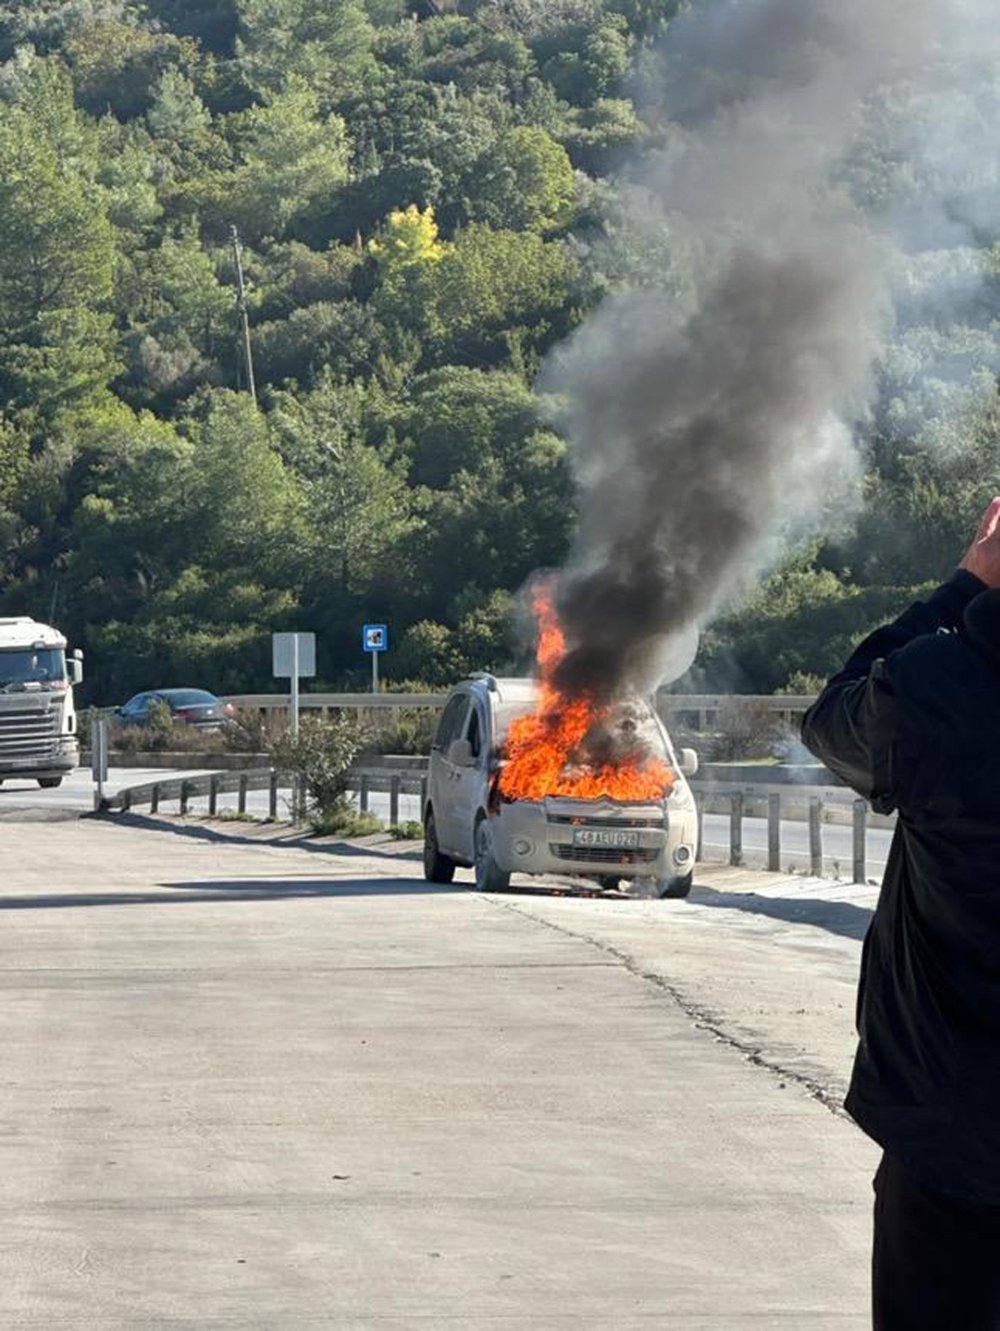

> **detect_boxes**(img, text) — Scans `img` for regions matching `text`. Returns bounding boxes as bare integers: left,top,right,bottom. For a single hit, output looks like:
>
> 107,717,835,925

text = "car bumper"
491,795,696,882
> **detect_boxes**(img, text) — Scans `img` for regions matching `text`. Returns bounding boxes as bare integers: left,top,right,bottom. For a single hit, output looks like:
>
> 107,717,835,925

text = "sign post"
91,715,109,811
272,632,316,735
362,623,388,694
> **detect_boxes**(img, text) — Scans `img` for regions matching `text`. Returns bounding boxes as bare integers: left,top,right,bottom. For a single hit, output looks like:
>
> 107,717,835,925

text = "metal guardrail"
103,763,429,829
222,692,445,713
218,692,820,734
103,758,887,884
691,783,885,884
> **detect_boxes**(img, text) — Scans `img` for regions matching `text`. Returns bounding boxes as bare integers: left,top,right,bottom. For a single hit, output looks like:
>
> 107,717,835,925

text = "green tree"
235,0,374,103
208,80,350,243
64,12,200,120
0,81,116,413
463,126,575,232
430,224,574,367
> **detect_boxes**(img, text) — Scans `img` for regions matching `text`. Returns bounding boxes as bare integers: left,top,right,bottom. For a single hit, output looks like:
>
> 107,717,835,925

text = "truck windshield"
0,647,67,692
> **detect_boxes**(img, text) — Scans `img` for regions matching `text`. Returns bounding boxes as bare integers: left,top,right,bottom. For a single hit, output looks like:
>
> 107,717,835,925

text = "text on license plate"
572,828,640,849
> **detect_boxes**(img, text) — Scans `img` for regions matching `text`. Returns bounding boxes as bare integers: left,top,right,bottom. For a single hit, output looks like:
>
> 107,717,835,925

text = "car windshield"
497,696,670,764
163,690,217,706
0,647,67,692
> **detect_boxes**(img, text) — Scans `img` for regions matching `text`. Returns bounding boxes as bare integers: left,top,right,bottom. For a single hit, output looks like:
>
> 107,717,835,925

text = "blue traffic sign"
363,623,388,653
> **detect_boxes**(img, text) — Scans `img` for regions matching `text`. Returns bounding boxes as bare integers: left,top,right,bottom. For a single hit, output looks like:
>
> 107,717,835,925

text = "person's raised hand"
960,497,1000,589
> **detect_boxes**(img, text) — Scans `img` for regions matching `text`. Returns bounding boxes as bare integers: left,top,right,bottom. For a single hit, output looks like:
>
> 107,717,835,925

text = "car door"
429,693,471,855
449,702,489,864
119,693,151,724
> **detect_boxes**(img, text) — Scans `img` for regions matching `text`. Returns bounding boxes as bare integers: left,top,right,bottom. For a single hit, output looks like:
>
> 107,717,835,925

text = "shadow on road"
692,886,873,942
0,878,451,910
97,811,425,865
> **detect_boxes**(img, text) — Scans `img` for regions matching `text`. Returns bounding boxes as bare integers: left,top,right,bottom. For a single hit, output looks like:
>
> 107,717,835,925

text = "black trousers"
873,1152,1000,1330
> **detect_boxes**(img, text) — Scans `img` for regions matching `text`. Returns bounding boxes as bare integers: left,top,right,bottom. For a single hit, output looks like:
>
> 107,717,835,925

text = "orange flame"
498,590,675,803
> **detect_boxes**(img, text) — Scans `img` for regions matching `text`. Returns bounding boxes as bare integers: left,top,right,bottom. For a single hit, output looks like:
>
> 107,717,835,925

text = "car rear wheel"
423,812,456,884
474,816,510,892
37,777,63,789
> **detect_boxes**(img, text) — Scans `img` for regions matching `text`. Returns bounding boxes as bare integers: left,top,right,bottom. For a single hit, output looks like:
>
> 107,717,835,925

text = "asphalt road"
0,794,878,1327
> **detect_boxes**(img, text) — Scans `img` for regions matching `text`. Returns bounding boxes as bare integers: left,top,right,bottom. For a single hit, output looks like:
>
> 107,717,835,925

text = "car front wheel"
474,816,510,892
423,812,456,884
658,872,693,899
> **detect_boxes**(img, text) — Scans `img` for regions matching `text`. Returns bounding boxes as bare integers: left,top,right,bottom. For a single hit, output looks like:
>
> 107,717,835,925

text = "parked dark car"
116,689,235,732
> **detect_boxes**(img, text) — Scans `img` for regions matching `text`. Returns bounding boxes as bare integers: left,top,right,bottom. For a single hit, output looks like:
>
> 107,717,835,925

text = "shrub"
390,819,424,841
268,713,369,832
311,808,384,838
711,698,787,762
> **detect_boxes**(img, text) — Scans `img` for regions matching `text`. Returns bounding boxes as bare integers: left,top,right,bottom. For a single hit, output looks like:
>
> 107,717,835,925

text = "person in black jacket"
802,497,1000,1330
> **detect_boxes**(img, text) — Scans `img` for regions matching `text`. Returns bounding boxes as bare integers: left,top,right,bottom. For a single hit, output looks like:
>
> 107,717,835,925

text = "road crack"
489,895,851,1119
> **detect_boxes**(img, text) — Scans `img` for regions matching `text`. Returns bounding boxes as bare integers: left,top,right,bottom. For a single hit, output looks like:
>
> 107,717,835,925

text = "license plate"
573,828,641,849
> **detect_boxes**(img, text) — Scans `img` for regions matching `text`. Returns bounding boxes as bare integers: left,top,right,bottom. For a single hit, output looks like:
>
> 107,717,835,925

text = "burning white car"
422,672,698,898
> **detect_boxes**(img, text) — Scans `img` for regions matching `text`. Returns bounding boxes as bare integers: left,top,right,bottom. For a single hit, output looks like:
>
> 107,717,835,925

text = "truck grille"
551,844,660,865
0,705,59,759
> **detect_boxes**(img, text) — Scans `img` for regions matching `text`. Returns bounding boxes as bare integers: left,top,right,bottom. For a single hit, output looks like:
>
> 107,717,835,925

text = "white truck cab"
0,618,83,788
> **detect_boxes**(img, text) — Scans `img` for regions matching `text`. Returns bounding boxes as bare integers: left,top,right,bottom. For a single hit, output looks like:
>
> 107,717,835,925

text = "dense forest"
0,0,996,702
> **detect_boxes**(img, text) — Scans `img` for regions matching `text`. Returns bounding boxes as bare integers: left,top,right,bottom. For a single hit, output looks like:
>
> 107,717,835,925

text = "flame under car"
422,675,699,897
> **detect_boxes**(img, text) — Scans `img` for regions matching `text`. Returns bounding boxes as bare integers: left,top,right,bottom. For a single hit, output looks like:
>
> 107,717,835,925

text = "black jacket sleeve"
801,571,984,811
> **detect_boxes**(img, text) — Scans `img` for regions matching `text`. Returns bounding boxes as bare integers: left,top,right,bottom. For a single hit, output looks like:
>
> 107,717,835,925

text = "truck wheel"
37,777,63,789
658,872,693,899
423,812,456,884
474,816,510,892
596,875,622,891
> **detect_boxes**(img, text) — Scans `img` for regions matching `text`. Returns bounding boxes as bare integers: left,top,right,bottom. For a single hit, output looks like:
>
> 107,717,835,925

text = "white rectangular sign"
272,632,316,679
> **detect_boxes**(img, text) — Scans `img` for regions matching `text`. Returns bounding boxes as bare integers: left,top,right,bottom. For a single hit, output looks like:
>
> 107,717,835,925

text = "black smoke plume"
544,0,995,700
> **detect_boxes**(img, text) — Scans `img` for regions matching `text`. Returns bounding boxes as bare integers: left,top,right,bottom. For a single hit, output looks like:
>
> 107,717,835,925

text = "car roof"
462,675,538,707
133,688,217,701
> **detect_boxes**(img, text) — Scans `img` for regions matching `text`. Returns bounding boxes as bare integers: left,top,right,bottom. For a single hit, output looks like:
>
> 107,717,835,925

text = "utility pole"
230,225,257,407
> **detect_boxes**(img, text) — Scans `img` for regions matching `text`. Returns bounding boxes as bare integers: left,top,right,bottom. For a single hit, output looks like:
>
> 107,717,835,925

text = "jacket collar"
964,589,1000,672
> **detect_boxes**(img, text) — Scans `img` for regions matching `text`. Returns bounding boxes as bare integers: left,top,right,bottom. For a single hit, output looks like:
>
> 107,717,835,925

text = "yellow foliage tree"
369,204,445,270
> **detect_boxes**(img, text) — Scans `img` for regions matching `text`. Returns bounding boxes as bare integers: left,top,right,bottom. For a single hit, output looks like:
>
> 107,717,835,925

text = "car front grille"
551,844,660,865
0,705,59,759
548,814,665,829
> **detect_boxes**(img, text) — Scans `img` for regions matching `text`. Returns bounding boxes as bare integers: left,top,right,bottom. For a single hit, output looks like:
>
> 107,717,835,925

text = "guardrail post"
730,790,743,867
853,800,868,884
150,783,160,815
180,781,190,816
809,797,823,876
269,769,278,819
238,774,248,815
208,774,218,818
695,790,704,862
389,775,400,828
122,788,131,812
768,792,781,872
359,775,370,814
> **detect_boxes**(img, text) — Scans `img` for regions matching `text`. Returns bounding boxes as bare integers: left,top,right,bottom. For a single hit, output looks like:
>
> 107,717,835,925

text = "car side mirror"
68,651,83,686
678,748,699,777
447,738,475,768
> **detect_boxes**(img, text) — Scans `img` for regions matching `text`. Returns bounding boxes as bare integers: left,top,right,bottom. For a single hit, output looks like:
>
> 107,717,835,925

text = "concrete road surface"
0,800,880,1328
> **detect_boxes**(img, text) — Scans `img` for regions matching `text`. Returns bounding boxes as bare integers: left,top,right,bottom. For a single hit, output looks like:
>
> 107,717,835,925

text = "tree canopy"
0,0,995,701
